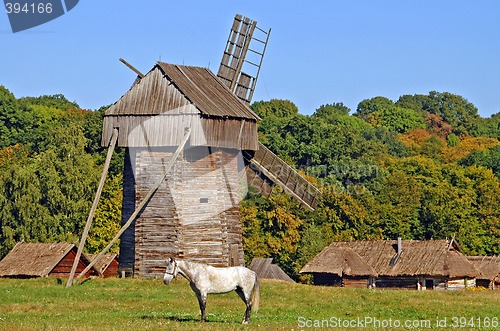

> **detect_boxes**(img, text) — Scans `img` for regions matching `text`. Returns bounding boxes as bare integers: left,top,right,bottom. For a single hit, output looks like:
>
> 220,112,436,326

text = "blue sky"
1,1,500,117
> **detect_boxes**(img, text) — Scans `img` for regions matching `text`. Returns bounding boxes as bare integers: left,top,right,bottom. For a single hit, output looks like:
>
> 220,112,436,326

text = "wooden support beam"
73,129,191,283
66,128,119,287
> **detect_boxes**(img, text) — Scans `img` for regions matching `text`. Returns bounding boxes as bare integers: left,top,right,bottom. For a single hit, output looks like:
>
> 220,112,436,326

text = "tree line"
0,85,499,280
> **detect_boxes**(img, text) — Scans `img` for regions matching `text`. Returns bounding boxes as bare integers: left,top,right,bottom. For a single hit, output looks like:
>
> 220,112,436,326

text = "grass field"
0,277,498,331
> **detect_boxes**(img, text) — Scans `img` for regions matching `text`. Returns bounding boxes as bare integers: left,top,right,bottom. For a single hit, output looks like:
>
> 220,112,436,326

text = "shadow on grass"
140,313,235,324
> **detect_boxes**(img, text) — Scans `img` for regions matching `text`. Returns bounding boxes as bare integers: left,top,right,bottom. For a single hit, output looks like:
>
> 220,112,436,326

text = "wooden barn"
300,247,377,288
467,256,500,290
0,243,98,278
248,258,295,282
302,239,479,290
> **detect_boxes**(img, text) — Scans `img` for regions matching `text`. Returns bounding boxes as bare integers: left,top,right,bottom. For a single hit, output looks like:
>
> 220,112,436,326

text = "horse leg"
198,292,208,322
191,284,207,323
235,287,252,324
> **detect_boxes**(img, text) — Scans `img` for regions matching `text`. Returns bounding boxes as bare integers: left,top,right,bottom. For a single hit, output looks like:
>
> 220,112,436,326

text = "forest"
0,85,499,280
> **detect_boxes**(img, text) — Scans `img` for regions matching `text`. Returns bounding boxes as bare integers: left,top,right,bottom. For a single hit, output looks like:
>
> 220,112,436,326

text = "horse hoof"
242,320,249,324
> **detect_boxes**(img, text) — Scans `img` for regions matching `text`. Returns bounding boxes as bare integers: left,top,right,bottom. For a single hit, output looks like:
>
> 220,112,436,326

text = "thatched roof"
467,256,500,280
248,258,295,282
300,247,377,277
301,240,479,278
85,253,118,277
0,242,75,277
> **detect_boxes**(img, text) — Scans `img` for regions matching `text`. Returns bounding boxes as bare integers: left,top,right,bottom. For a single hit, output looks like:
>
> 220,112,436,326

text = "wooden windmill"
67,14,321,284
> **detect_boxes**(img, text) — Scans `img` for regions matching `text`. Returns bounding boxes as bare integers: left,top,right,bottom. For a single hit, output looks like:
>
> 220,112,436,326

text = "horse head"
163,257,178,285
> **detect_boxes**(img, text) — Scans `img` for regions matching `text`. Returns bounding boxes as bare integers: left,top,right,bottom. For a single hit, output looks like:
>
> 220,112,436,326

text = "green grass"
0,277,498,330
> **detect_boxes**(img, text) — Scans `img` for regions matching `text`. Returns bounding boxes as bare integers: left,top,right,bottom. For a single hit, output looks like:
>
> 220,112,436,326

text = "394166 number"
5,2,53,14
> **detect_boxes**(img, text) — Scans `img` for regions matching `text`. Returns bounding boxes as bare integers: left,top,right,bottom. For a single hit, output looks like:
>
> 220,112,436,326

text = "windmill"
67,14,321,284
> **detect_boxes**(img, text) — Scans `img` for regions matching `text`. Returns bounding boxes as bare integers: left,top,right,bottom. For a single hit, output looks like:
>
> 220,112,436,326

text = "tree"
460,145,500,181
87,174,123,254
355,96,426,133
476,112,500,139
355,96,394,121
0,86,35,149
312,103,351,119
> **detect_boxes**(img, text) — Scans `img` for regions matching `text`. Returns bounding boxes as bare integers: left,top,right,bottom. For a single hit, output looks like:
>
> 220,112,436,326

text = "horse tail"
251,274,260,313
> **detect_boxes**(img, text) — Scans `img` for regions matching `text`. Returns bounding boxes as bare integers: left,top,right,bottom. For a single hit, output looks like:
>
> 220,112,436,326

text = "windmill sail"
217,14,270,105
218,14,321,211
244,143,321,211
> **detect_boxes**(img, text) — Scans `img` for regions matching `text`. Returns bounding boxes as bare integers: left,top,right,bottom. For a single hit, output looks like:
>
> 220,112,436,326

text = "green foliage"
87,174,123,254
19,93,79,111
460,145,500,181
355,96,426,133
396,91,481,136
0,86,36,149
476,112,500,139
0,122,101,257
241,189,303,277
0,87,106,259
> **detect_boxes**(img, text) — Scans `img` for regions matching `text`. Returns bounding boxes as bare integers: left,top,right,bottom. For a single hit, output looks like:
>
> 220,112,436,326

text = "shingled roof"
301,240,479,278
105,62,260,121
101,62,260,150
0,242,97,278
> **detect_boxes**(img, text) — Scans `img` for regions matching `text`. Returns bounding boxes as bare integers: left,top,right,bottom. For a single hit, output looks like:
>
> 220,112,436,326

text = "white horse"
163,257,260,324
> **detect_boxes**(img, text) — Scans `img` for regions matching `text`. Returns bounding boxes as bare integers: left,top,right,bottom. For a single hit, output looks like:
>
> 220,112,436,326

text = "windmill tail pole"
73,128,191,283
66,128,119,287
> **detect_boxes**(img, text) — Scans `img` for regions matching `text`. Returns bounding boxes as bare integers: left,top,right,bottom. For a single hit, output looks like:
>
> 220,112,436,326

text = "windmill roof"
105,62,260,121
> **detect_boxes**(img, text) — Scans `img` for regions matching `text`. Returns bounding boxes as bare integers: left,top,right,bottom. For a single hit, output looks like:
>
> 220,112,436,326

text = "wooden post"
73,129,191,283
119,58,145,78
66,128,119,287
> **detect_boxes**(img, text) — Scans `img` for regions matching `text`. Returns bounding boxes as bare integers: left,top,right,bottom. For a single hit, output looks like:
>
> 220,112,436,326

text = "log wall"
119,146,245,277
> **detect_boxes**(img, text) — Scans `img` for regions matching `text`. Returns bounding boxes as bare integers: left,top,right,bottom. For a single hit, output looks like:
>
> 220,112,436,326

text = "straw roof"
301,240,479,278
0,242,75,277
300,247,377,277
467,256,500,280
248,258,295,282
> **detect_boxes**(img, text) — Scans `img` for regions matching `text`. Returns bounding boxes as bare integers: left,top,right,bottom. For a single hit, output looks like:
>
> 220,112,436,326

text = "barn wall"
312,273,342,286
102,259,119,278
344,277,370,288
120,146,245,277
312,273,370,288
446,277,476,290
376,276,418,289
